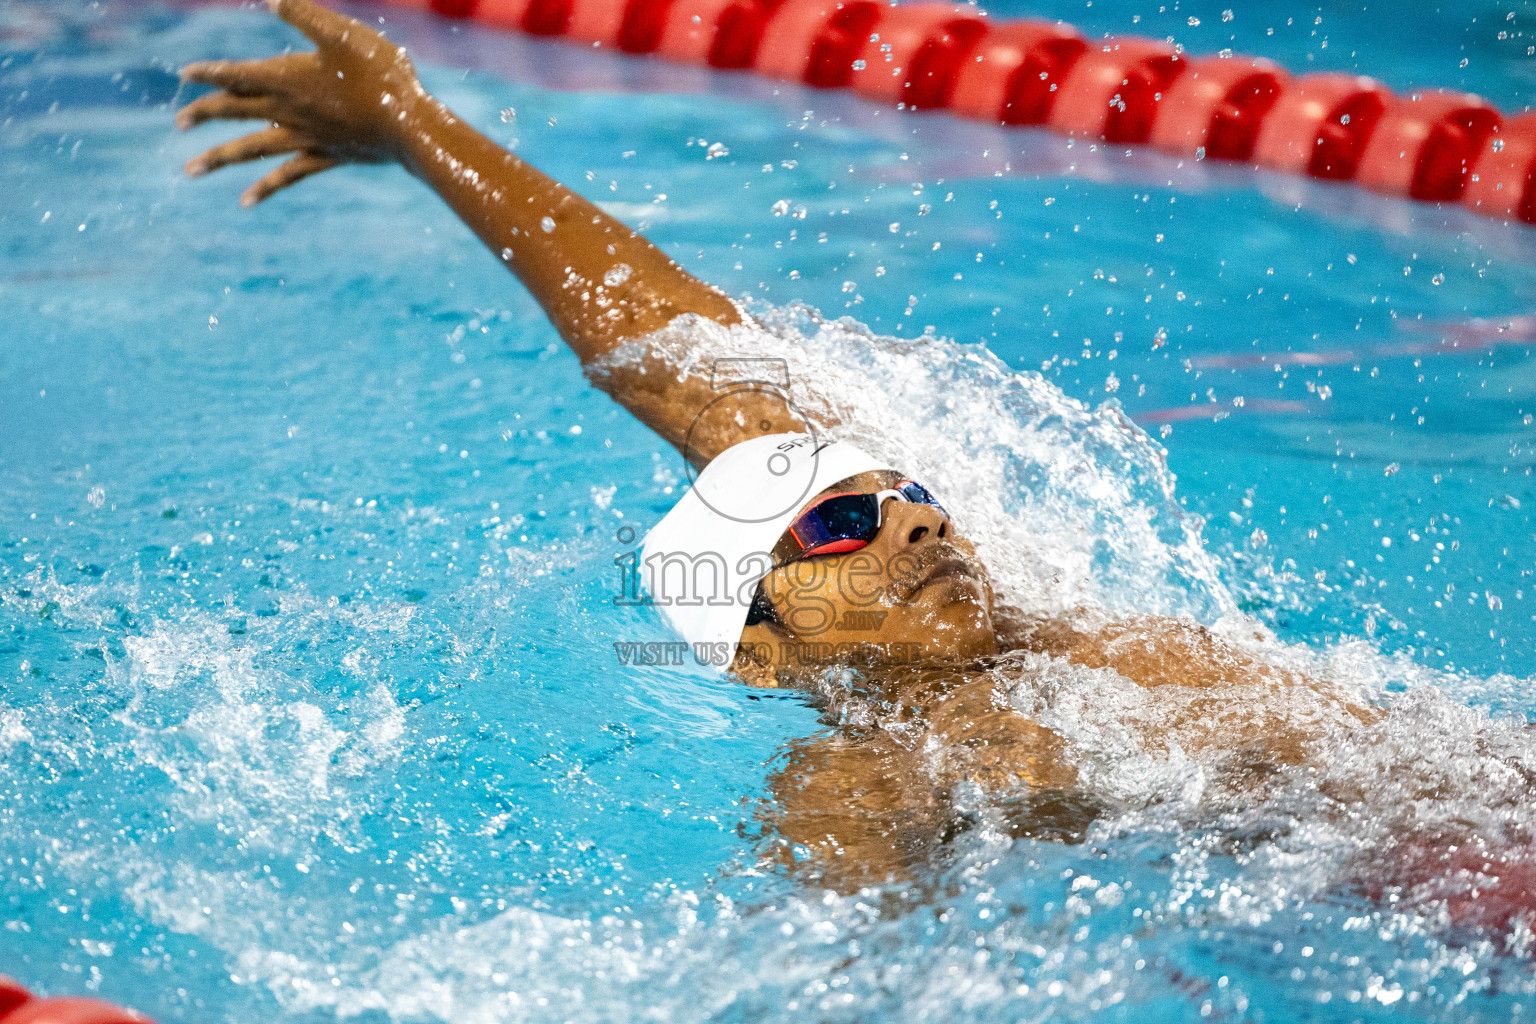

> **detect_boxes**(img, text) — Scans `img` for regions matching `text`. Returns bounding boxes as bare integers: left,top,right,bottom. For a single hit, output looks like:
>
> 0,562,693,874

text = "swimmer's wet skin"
178,0,1534,909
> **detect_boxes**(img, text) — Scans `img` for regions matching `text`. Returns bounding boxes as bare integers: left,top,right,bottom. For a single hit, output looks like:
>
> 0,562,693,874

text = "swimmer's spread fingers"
185,126,308,178
175,91,281,131
180,54,317,97
240,152,339,207
268,0,360,49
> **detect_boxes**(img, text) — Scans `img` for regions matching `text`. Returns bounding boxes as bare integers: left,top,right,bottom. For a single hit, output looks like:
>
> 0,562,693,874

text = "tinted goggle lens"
791,480,946,558
897,479,945,516
813,494,880,541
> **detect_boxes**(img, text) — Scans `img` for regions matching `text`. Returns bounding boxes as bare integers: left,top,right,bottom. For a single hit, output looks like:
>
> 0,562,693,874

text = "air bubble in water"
604,263,632,287
1493,138,1506,152
541,216,556,233
771,199,791,216
500,247,514,261
500,107,516,123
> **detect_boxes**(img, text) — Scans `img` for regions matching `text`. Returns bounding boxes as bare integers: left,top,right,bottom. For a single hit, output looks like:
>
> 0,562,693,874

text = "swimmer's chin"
898,574,995,639
902,561,996,649
913,572,988,610
898,552,990,607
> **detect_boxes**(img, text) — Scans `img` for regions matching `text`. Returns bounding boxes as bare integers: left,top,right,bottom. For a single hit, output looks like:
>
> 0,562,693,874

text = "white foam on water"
231,883,1175,1023
0,707,33,754
108,602,411,858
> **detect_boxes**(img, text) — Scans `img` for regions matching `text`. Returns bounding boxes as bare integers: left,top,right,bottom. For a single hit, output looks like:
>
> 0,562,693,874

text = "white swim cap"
641,433,894,660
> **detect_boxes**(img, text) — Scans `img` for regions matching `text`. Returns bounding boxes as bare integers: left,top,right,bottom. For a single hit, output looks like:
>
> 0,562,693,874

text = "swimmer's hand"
177,0,425,206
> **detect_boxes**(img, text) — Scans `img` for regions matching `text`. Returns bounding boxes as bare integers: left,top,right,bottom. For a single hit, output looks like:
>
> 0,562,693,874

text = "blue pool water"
1,0,1534,1021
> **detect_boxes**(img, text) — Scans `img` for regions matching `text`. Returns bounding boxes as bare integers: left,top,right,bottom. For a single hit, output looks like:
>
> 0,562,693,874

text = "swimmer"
178,0,1533,913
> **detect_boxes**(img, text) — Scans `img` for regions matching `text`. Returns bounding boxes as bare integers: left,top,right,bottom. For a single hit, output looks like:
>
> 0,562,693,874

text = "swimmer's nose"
879,496,950,548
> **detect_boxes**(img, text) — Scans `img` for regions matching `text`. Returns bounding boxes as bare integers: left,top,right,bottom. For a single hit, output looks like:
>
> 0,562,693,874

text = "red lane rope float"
1465,111,1536,222
947,21,1083,124
393,0,1536,224
845,3,986,108
1354,90,1499,201
1047,37,1183,144
1148,55,1287,160
1250,73,1392,179
0,977,154,1024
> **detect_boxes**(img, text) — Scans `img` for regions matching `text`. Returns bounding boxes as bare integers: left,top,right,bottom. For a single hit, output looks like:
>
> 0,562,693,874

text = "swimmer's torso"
760,612,1381,889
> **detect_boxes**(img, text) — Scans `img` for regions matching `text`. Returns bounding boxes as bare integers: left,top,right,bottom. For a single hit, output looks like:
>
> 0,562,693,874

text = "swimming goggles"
774,479,948,562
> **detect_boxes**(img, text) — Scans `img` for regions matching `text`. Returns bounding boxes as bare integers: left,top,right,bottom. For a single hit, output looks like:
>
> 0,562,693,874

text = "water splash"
636,303,1236,623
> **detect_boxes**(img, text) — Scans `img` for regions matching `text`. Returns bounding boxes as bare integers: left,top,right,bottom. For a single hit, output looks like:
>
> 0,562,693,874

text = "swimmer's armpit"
178,0,789,461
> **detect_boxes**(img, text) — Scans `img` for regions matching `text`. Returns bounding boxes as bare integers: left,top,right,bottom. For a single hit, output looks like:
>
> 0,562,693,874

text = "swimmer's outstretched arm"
178,0,795,462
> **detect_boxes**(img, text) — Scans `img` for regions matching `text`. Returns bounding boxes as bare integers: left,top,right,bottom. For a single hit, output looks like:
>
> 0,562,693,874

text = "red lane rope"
0,976,154,1024
386,0,1536,225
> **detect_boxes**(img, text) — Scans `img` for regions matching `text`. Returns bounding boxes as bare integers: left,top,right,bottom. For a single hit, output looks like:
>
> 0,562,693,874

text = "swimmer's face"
738,471,997,671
